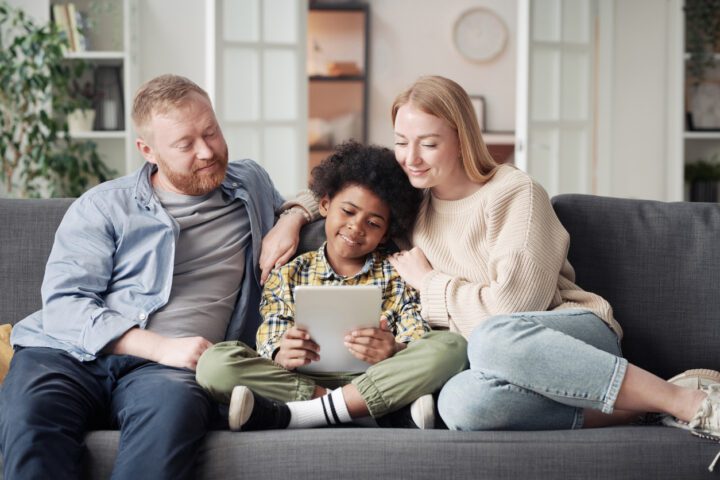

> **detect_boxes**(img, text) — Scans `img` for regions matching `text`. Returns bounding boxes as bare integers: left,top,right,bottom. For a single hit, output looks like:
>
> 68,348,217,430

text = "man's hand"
274,326,320,370
155,336,213,370
259,212,306,285
107,328,212,371
344,317,406,364
388,247,434,291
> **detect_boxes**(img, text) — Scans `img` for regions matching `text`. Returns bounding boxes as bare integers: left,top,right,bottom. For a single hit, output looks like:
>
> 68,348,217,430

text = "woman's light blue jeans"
438,309,627,431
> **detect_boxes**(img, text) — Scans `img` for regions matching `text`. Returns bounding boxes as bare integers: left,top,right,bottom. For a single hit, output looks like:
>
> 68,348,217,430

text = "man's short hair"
132,74,210,138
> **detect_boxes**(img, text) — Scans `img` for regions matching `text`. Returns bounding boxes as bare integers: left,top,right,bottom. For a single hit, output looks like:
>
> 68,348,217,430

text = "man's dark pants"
0,347,216,479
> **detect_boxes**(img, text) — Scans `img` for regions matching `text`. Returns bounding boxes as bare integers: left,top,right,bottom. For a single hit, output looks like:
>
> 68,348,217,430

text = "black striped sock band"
321,396,332,425
326,394,341,424
321,395,341,425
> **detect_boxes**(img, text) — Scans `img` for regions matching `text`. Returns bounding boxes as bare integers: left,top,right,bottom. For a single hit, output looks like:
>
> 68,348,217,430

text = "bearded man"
0,74,314,480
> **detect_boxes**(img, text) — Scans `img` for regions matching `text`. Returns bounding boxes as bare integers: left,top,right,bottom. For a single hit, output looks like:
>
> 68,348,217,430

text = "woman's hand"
388,247,433,291
344,318,405,364
274,326,320,370
259,213,305,285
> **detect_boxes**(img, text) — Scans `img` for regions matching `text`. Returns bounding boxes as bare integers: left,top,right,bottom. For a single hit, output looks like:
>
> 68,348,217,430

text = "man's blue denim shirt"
11,159,284,361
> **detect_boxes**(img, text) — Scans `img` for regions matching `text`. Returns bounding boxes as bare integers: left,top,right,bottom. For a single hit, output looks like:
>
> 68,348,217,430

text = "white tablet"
294,285,382,373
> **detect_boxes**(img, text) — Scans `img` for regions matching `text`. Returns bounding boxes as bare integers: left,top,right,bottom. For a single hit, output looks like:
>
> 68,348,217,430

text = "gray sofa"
1,194,719,479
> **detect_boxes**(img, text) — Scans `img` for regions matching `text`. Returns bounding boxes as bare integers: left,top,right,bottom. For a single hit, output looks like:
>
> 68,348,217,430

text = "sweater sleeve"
279,189,320,221
420,177,569,338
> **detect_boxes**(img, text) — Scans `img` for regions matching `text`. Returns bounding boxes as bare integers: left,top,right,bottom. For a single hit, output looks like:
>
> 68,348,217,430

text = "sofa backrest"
297,218,326,255
0,198,74,325
3,195,718,380
553,194,720,379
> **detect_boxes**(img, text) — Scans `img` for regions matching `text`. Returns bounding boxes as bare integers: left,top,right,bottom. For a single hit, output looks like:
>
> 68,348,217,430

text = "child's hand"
275,326,320,370
344,317,406,364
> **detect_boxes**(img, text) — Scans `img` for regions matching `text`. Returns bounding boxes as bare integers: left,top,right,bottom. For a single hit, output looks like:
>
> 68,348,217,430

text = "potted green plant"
0,1,114,198
685,155,720,202
67,78,100,134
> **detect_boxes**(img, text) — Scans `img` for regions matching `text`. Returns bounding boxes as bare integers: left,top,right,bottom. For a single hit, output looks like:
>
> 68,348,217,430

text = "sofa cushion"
552,194,720,379
0,198,74,326
296,218,326,255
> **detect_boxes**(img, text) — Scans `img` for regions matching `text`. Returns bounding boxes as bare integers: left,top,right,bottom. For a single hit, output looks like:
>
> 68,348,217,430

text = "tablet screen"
294,285,381,373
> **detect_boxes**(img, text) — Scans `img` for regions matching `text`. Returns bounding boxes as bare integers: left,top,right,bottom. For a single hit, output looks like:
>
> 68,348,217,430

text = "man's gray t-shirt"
149,188,251,343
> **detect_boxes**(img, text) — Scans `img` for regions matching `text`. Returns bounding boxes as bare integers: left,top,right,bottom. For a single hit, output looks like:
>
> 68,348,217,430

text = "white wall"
603,0,676,200
8,0,48,22
136,0,207,91
367,0,517,146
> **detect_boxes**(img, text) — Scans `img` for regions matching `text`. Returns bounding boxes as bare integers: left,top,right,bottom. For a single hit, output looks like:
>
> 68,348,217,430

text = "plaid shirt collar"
315,242,380,281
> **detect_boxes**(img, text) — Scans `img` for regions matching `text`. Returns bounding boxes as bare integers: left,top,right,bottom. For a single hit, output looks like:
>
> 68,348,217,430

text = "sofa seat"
1,427,712,479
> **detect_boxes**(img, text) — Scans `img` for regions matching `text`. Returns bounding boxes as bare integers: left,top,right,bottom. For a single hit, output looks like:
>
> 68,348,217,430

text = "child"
196,141,468,431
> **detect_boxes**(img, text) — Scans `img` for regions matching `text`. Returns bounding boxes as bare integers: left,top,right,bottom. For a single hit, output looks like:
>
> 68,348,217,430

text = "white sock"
287,388,352,428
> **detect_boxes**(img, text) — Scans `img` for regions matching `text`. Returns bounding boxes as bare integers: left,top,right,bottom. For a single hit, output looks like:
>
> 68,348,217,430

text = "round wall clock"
453,8,508,63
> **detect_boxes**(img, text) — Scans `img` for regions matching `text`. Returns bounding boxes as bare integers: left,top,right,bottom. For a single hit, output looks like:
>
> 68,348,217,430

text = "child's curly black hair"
310,140,422,239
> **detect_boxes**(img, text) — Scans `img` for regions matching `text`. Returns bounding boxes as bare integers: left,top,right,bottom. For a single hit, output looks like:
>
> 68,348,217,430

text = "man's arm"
40,195,141,355
258,210,307,285
259,190,321,284
107,328,211,371
39,193,213,366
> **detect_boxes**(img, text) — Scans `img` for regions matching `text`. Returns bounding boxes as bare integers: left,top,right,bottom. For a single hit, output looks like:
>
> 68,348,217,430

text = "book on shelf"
66,3,87,52
51,3,87,52
51,4,71,52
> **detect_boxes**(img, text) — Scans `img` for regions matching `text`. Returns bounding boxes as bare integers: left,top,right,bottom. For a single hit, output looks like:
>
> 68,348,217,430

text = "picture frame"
470,95,486,132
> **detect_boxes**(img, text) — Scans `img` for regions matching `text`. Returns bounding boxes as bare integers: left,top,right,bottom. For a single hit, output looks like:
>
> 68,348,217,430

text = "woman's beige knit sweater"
415,165,622,339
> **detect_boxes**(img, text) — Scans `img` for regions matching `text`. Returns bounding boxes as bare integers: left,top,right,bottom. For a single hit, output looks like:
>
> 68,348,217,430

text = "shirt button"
232,182,239,188
138,313,146,320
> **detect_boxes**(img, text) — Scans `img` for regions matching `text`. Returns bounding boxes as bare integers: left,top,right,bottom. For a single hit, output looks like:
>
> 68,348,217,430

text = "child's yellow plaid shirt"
256,243,429,359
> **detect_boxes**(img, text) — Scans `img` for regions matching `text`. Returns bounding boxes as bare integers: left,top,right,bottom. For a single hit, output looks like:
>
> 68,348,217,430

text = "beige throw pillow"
0,324,13,384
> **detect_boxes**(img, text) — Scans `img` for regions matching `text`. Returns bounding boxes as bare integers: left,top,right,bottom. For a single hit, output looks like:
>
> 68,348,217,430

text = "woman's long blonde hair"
391,76,498,183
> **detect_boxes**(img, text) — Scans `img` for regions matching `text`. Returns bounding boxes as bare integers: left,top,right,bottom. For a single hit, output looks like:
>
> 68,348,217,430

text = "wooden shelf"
66,51,124,60
64,51,125,66
309,75,365,82
308,2,369,179
484,131,515,145
52,0,135,176
485,132,515,164
685,131,720,140
69,130,126,140
309,2,368,12
684,53,720,61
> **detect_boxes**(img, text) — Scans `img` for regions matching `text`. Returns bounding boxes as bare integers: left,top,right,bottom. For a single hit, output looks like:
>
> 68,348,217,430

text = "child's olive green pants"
195,331,467,418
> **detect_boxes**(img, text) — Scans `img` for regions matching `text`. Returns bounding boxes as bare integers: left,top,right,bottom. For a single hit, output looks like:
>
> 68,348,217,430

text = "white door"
515,0,596,196
214,0,308,196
